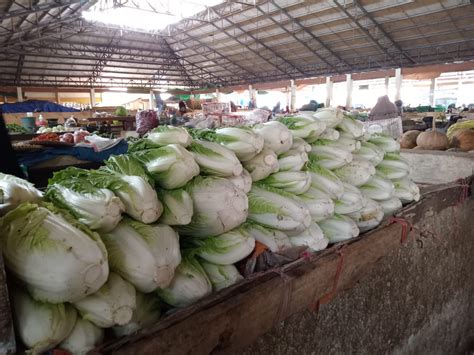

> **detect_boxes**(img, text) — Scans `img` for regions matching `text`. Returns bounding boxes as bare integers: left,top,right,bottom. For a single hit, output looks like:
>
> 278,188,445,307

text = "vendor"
0,113,25,177
369,95,398,121
178,101,187,115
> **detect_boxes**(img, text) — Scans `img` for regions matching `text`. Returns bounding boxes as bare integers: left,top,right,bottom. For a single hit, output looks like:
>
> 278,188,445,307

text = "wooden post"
395,68,402,101
16,87,23,102
90,88,96,108
290,79,296,112
325,77,333,107
345,73,353,109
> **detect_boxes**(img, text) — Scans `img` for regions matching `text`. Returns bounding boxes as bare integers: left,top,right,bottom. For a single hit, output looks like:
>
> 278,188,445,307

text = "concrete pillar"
149,90,155,109
325,77,333,107
429,78,436,106
384,76,390,96
215,88,221,102
395,68,402,101
290,79,296,112
345,73,353,109
248,85,257,108
16,87,23,102
90,88,96,108
55,91,60,104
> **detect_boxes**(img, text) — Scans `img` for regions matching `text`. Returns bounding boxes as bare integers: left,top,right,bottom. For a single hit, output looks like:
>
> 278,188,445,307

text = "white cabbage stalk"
247,185,311,235
337,113,364,138
253,121,293,154
376,153,410,180
379,196,403,216
360,174,395,201
73,273,136,328
12,287,77,354
289,222,329,252
353,141,384,166
113,291,161,337
297,187,335,222
310,141,353,170
259,171,312,195
319,128,340,141
60,318,104,355
243,148,279,182
313,107,344,128
369,134,400,153
278,116,326,141
242,221,292,253
306,161,344,199
178,176,248,237
192,227,255,265
0,173,42,215
147,125,193,146
336,135,362,152
333,157,376,187
212,127,264,161
393,177,420,203
201,261,244,291
0,203,109,303
157,255,212,308
291,136,312,153
348,197,384,232
334,183,365,215
102,220,181,292
157,188,194,225
227,169,252,193
189,140,243,177
133,144,200,189
319,214,360,243
278,149,309,172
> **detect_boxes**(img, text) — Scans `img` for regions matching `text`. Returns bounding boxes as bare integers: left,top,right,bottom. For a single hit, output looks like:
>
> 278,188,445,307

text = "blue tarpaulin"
0,100,80,113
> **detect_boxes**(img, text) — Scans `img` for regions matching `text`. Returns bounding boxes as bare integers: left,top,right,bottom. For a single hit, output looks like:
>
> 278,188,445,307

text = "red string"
456,178,470,205
308,245,346,312
388,217,413,243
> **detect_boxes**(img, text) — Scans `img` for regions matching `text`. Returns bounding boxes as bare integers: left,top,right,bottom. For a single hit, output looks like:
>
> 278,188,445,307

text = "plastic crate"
363,116,403,139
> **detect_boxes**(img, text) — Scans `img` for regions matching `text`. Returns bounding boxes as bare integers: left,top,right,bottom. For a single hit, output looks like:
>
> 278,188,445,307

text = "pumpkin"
399,130,421,149
449,128,474,152
415,118,448,150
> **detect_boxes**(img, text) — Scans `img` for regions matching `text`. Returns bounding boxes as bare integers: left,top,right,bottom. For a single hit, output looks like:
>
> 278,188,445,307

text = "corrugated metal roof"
0,0,473,88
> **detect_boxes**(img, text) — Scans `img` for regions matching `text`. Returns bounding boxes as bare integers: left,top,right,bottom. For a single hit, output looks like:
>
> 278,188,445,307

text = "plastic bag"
136,110,158,135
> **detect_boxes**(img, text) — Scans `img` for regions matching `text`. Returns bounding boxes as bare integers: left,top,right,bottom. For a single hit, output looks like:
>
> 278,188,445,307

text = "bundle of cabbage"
59,318,104,355
227,169,252,193
376,153,410,180
347,197,384,233
392,177,421,203
289,222,329,252
0,173,42,215
335,131,362,152
277,149,309,172
157,188,194,225
253,121,293,154
101,219,181,292
113,291,161,337
200,261,244,291
333,183,365,215
337,113,364,139
147,125,193,147
378,196,403,216
291,137,311,153
157,254,212,308
259,171,312,195
247,185,311,235
177,176,248,238
310,140,352,170
132,144,200,189
352,141,384,166
72,272,136,328
191,127,264,161
92,155,163,224
359,174,395,201
313,107,344,128
188,140,243,177
368,134,401,153
306,161,344,200
242,148,279,182
0,203,109,303
188,227,255,265
242,221,292,253
333,157,376,187
319,214,360,243
277,116,326,142
11,287,77,354
319,128,340,141
45,167,125,232
296,187,335,222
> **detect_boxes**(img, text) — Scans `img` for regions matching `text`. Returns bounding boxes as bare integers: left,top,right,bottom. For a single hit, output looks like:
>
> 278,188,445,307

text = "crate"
363,116,403,139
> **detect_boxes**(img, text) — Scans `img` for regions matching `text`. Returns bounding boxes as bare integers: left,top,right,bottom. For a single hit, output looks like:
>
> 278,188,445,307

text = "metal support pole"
325,77,333,108
395,68,402,101
290,80,296,113
16,87,23,102
90,88,96,108
345,74,353,109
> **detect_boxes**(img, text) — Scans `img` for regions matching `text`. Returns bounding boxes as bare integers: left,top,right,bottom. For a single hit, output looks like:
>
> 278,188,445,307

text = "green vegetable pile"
6,123,29,134
0,111,420,353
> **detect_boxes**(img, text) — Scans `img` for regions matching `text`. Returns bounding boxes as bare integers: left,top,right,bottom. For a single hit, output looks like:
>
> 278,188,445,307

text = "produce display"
0,108,421,354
